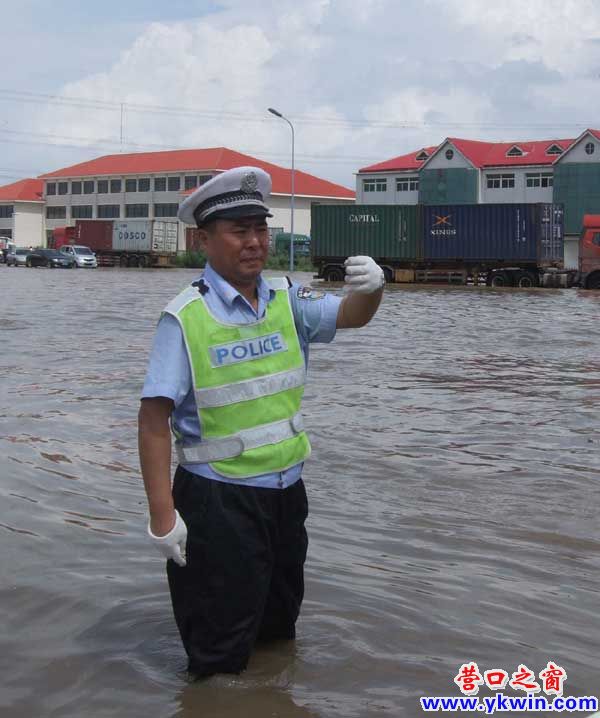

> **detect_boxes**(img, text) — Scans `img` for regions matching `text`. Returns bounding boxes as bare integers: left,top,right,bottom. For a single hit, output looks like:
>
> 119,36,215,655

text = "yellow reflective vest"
164,277,311,478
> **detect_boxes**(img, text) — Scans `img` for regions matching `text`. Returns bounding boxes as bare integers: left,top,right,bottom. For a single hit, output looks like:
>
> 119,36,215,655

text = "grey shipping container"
422,203,564,266
152,221,178,253
113,221,153,252
311,204,420,260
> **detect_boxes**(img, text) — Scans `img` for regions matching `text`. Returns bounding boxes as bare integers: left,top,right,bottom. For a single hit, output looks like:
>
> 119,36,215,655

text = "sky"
2,0,600,189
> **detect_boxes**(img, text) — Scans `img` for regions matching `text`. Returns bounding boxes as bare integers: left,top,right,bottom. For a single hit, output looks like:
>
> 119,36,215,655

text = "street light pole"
268,107,295,271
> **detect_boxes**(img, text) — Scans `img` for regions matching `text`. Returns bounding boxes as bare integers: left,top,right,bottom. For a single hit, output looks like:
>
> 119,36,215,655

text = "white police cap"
178,166,273,226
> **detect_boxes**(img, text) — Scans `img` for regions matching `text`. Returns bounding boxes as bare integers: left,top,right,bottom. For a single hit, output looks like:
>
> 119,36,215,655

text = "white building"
356,130,600,269
0,178,45,247
40,147,355,249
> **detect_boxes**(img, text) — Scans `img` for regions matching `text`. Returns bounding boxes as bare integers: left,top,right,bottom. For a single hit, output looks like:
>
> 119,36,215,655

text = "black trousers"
166,466,309,677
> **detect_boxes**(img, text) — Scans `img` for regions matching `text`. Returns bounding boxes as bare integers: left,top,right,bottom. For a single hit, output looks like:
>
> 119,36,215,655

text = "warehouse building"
0,178,45,246
357,129,600,269
39,147,354,249
0,147,354,248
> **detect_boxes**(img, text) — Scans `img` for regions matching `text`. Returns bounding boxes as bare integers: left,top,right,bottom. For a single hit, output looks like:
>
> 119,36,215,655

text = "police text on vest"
209,332,288,367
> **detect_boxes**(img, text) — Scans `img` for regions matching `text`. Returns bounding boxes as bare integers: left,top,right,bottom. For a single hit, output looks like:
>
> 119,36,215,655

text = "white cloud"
14,0,600,186
446,0,600,74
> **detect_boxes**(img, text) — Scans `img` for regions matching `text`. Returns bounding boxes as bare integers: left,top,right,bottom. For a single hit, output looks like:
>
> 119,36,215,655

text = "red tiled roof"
360,147,437,173
40,147,355,199
475,138,573,167
0,178,44,202
428,137,575,168
358,134,600,173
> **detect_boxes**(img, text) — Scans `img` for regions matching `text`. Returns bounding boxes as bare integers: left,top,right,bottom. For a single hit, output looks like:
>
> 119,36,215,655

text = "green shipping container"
311,204,420,261
273,232,311,256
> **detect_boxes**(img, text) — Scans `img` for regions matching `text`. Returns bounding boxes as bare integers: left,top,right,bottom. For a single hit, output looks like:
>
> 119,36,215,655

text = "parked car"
6,248,31,267
26,249,75,268
0,238,14,264
59,244,98,268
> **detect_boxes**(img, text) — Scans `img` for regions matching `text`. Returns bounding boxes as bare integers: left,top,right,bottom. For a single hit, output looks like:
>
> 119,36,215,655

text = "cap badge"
240,171,258,194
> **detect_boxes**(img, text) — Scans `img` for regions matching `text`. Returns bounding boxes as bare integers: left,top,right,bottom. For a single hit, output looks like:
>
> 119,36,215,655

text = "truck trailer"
310,203,589,288
51,220,178,267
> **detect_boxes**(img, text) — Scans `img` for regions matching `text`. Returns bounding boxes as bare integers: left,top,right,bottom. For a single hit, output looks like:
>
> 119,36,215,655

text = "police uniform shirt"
142,263,342,489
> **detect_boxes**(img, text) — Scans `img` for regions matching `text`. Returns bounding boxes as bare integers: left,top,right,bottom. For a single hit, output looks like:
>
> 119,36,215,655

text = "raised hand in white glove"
344,256,385,294
148,509,187,567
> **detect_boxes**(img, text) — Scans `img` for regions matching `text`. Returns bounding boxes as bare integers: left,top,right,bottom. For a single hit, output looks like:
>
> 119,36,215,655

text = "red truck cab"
50,226,77,250
580,215,600,289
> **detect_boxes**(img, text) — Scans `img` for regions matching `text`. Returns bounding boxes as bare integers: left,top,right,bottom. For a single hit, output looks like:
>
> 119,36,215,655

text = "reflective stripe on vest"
195,366,305,408
177,412,304,464
165,277,310,478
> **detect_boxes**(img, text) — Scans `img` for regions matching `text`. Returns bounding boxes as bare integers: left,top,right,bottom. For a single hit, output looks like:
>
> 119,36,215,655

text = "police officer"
139,166,384,678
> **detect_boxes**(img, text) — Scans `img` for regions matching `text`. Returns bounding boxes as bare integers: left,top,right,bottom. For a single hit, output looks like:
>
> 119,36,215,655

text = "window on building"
363,178,387,192
167,176,181,192
125,178,137,193
58,182,68,195
71,205,93,219
154,203,179,217
445,149,454,160
0,205,14,218
585,142,595,155
110,179,122,193
396,177,419,192
416,151,429,161
97,180,109,194
154,177,167,192
526,172,553,188
83,180,95,194
198,174,212,186
138,177,151,192
46,183,56,196
184,175,198,190
125,203,149,218
487,174,515,189
546,144,563,156
71,181,82,195
506,146,524,157
97,204,120,219
46,206,66,219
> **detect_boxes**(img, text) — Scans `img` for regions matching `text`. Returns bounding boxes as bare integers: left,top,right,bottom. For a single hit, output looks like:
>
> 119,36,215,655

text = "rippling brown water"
1,266,599,717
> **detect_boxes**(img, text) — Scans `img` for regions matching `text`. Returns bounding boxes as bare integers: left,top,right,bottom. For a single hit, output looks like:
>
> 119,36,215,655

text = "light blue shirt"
142,263,342,489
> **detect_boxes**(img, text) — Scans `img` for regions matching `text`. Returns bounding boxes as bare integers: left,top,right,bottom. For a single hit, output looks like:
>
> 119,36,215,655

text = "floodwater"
1,266,599,718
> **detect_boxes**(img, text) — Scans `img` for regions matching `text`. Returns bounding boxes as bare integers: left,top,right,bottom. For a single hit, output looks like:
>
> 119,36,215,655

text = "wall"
44,175,353,240
44,173,208,225
424,143,473,170
558,134,600,163
553,163,600,233
419,168,479,204
480,167,554,204
356,171,419,205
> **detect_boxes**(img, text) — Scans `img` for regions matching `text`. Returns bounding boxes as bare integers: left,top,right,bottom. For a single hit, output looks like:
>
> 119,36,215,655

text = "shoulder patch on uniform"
297,286,324,300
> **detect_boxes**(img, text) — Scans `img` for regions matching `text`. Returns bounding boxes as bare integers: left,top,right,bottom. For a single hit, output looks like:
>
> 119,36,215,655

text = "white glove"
148,510,187,567
344,256,385,294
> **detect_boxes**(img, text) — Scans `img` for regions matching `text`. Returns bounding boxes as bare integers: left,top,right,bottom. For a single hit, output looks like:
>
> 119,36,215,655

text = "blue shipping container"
423,204,563,265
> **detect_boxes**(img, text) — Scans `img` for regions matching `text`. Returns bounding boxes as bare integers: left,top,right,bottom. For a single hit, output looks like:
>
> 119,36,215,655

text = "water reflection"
1,268,599,716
